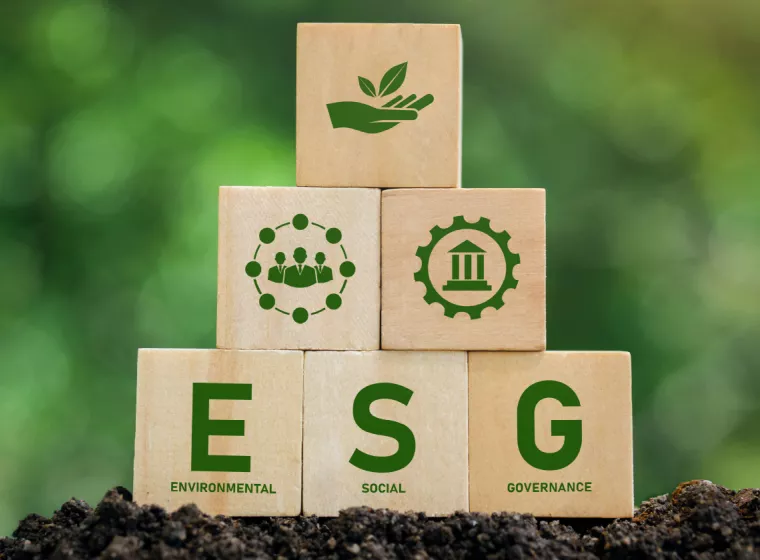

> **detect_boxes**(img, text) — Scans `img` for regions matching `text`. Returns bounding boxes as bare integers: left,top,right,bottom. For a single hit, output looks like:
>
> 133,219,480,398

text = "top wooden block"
296,23,462,188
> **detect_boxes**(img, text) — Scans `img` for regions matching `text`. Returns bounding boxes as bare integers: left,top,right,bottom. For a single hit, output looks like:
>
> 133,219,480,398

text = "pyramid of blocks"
133,23,633,519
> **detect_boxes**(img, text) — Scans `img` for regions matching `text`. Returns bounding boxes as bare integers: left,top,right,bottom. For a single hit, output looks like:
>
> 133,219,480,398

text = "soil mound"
2,480,758,559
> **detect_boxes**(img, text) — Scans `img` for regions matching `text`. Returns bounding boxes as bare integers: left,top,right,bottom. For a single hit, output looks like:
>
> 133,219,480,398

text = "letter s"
349,382,416,473
517,380,581,471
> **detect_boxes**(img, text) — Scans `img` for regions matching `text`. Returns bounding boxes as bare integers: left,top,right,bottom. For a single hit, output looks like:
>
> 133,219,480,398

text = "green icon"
327,61,434,134
191,383,252,473
268,247,335,288
414,216,520,319
517,380,582,471
315,252,333,283
245,214,355,324
284,248,318,288
442,240,492,292
349,382,416,474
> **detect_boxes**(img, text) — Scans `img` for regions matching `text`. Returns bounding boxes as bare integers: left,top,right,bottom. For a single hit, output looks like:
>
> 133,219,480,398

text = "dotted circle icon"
244,214,355,324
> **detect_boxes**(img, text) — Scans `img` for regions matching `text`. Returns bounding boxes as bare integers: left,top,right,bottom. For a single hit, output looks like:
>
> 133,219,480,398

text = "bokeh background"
2,0,759,535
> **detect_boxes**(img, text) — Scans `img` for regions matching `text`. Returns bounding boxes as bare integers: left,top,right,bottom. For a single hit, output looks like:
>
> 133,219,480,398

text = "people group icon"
268,248,333,288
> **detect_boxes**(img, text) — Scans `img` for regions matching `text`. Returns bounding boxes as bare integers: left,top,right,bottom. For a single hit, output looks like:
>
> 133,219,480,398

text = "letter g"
517,380,582,471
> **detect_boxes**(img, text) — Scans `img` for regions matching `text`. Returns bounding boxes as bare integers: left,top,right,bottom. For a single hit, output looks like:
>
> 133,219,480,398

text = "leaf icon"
378,62,407,97
358,76,376,97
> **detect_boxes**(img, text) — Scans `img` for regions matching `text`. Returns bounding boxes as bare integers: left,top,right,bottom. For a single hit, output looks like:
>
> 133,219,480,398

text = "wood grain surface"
297,23,461,188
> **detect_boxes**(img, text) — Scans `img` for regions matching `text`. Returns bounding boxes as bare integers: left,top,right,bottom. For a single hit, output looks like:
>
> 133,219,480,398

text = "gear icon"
414,216,520,319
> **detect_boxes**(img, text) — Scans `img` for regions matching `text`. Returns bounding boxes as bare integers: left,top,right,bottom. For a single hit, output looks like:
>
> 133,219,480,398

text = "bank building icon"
442,240,492,292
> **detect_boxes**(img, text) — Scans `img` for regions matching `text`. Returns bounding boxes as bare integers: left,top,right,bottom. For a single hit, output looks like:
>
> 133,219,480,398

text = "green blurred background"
2,0,759,534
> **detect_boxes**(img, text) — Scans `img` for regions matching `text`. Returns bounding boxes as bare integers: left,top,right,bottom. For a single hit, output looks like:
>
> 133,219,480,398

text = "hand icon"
327,94,435,134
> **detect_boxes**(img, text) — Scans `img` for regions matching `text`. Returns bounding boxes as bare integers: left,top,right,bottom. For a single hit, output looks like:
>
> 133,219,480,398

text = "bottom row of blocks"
134,350,632,518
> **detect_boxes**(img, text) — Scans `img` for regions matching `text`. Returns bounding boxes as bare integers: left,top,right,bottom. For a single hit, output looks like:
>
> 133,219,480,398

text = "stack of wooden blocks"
134,23,633,519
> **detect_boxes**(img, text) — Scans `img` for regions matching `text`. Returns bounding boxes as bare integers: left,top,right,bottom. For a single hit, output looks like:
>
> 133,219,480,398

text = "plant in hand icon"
327,62,435,134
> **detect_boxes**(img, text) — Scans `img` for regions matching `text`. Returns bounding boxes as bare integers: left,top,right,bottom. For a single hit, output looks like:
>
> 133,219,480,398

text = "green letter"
191,382,252,472
349,382,416,473
517,380,582,471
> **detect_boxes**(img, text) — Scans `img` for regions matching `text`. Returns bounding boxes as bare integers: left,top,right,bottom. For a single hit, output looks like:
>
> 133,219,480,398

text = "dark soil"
1,480,758,559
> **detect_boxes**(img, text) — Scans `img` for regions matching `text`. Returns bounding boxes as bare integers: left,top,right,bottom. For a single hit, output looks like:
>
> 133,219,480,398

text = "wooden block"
217,186,380,350
381,188,545,350
468,351,633,518
296,23,462,188
133,349,303,516
303,351,468,516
